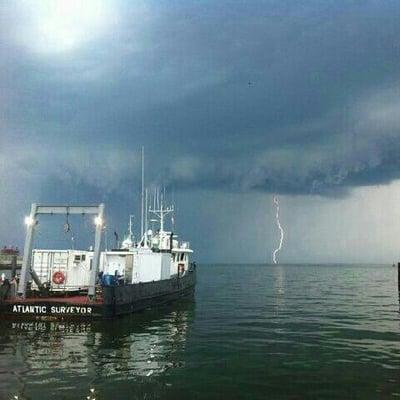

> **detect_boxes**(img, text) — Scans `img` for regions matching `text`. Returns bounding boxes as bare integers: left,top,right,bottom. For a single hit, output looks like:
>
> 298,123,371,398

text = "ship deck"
4,295,103,305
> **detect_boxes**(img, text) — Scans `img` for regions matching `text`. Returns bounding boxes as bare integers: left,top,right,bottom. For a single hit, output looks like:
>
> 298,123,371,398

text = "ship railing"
28,284,104,300
0,255,23,265
30,284,95,293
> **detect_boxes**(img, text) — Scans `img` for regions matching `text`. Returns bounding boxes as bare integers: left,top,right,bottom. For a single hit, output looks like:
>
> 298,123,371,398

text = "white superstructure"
30,190,193,292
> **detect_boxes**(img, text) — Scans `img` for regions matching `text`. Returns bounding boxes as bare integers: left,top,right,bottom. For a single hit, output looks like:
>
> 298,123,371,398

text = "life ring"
52,271,65,285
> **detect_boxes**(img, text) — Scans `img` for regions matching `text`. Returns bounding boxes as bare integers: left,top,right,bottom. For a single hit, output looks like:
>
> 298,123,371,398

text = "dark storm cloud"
1,0,400,197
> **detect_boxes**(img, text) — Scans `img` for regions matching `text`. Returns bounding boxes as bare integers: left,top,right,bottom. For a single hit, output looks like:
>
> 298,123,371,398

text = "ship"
0,162,196,319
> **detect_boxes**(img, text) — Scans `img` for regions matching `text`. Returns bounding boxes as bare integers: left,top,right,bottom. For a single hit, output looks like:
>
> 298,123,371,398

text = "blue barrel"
102,274,117,286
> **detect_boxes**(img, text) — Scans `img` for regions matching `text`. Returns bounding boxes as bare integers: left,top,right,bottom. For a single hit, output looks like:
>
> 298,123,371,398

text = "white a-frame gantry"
17,203,105,299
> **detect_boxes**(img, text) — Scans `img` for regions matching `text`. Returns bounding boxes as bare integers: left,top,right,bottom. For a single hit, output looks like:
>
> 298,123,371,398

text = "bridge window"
74,254,86,262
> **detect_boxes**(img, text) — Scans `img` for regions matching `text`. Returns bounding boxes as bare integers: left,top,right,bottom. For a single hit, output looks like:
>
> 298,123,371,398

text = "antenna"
140,146,144,238
145,188,148,234
172,187,176,231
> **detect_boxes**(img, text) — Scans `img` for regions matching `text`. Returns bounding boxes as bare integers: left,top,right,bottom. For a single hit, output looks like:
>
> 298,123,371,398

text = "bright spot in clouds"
15,0,118,54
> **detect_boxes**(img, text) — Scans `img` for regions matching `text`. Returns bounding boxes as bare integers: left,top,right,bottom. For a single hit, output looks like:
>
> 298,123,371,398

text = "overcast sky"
1,0,400,263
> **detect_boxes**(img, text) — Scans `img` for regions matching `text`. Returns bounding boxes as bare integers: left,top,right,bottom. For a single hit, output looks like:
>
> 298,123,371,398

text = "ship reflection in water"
0,301,194,400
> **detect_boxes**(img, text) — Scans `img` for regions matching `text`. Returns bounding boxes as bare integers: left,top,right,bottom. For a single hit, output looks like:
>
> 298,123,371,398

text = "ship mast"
121,214,135,249
140,146,144,238
149,188,174,233
128,214,134,237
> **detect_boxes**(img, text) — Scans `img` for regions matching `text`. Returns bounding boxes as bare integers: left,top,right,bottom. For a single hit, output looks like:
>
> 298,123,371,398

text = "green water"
0,264,399,399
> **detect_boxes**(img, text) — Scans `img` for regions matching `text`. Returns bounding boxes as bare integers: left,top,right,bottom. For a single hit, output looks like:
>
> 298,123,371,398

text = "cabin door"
125,254,133,283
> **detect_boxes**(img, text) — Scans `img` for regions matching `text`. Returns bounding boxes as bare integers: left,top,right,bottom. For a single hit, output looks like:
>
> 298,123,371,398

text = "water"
0,264,399,399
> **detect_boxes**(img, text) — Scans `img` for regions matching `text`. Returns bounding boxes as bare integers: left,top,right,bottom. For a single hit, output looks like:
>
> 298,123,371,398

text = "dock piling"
11,255,17,279
398,262,400,292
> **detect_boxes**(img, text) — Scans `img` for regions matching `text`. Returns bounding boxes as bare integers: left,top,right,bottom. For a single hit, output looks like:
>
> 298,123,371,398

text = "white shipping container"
31,250,92,292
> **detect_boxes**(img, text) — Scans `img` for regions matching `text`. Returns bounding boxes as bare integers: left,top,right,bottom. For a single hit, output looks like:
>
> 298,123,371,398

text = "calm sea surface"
0,264,399,400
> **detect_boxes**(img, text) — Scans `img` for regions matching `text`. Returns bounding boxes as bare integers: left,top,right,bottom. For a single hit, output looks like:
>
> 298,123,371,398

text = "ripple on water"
0,264,399,399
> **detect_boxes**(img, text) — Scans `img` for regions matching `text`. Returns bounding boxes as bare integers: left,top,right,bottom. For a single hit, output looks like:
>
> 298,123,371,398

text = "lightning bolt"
272,196,284,264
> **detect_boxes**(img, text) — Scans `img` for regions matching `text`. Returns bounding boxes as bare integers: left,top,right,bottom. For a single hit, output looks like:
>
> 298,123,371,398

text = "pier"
0,248,22,279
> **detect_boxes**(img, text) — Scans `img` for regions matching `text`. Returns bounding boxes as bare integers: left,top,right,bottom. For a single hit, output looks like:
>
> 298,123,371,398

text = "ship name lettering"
12,305,47,314
50,306,93,314
11,304,93,315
